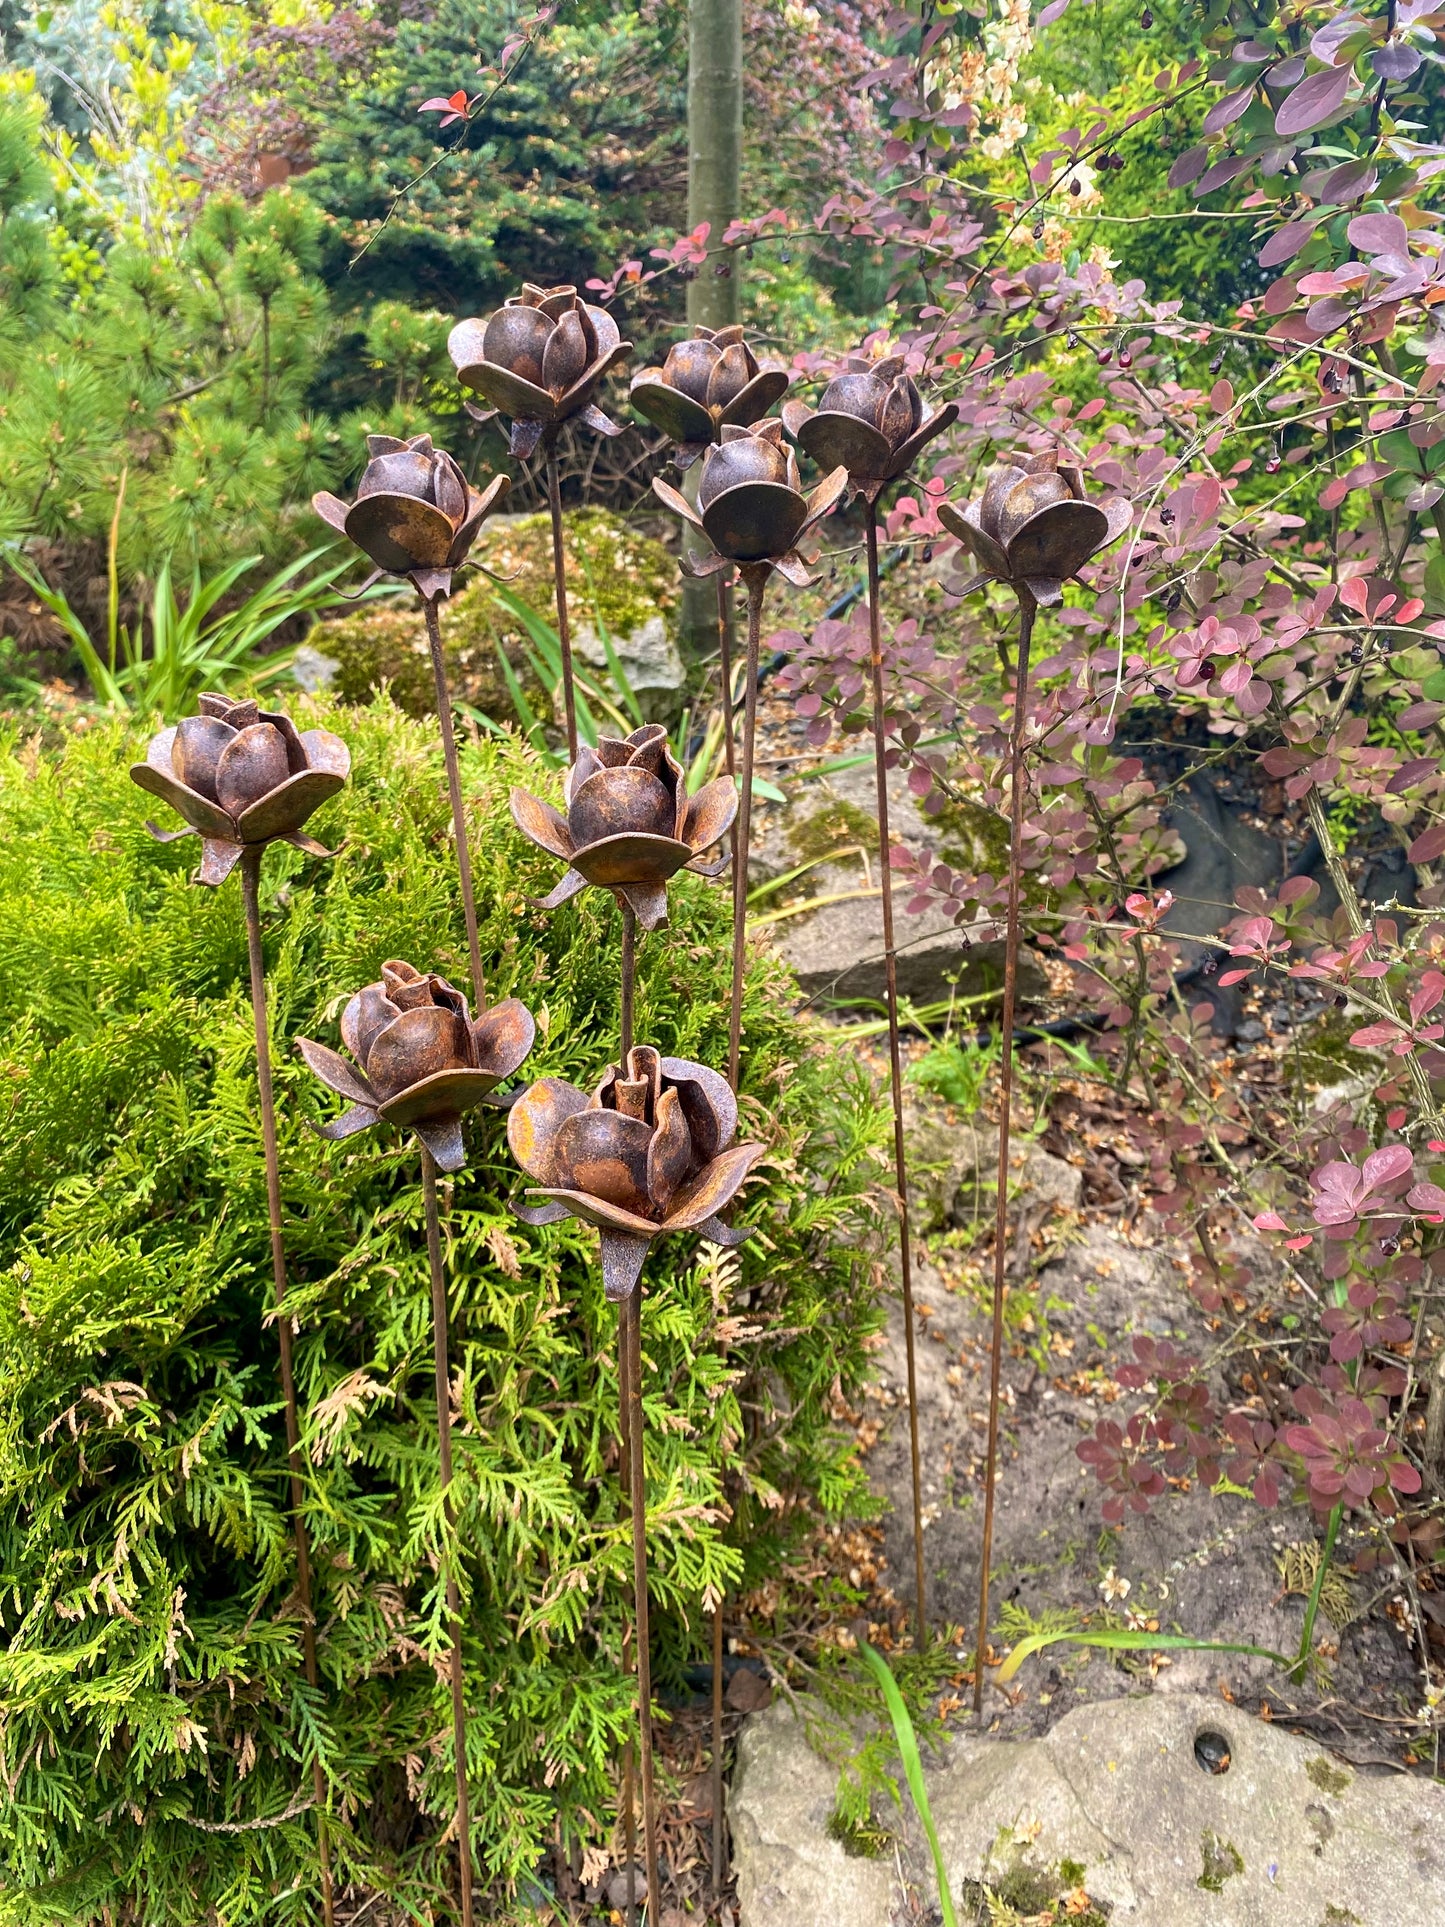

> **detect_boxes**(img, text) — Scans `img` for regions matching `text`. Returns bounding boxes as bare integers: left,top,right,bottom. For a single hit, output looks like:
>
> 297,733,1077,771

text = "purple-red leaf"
1275,63,1354,139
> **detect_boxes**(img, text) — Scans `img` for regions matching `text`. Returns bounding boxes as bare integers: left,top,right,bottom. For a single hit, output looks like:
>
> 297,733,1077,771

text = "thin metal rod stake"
545,452,579,764
239,848,335,1927
716,570,736,780
728,568,766,1088
618,1317,638,1927
620,900,637,1060
421,1150,474,1927
863,496,927,1651
974,589,1036,1720
710,1598,725,1897
423,597,488,1015
623,1290,660,1919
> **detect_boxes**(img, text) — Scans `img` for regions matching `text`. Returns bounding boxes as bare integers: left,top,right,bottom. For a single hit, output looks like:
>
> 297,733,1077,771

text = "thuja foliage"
0,702,889,1921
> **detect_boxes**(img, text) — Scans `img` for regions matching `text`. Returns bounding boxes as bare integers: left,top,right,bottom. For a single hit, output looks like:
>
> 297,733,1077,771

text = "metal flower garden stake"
783,355,957,1648
299,964,535,1923
630,324,791,772
313,433,512,1016
938,453,1131,1715
510,737,746,1918
130,695,351,1924
449,284,633,761
508,1049,761,1917
652,422,847,1079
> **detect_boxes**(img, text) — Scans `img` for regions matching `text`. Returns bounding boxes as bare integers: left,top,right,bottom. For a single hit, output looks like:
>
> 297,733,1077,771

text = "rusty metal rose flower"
130,694,350,886
510,723,736,931
448,283,633,462
652,420,848,586
508,1045,762,1299
781,354,957,494
630,324,790,469
937,450,1133,607
297,960,535,1172
312,433,509,602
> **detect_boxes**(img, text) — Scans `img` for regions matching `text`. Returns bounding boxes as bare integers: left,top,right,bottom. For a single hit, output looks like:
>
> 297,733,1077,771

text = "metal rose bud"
937,450,1133,607
130,693,350,886
297,959,535,1172
630,324,790,469
651,420,848,587
448,282,633,462
782,354,957,495
507,1044,763,1300
510,723,736,931
312,433,509,603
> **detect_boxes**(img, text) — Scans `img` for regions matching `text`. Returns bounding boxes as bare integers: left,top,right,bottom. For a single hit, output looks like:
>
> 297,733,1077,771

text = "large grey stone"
756,758,1041,1008
732,1695,1445,1926
732,1702,892,1927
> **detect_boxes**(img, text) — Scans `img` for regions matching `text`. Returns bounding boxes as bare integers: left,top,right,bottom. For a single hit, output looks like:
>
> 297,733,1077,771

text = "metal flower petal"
314,434,508,599
302,960,535,1167
131,700,348,877
449,285,632,448
939,451,1129,603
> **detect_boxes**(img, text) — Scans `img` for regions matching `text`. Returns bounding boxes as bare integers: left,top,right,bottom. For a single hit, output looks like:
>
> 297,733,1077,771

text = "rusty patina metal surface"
507,1046,760,1301
510,724,735,931
938,449,1133,607
130,694,349,886
630,325,789,469
448,283,633,462
298,960,535,1172
652,420,847,585
782,354,957,495
312,433,509,604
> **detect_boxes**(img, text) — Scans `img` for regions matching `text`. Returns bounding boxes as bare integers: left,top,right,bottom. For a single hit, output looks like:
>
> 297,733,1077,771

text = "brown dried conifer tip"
129,693,350,887
509,723,737,932
447,282,634,461
507,1045,762,1302
781,352,958,493
630,323,790,468
651,419,848,587
937,449,1133,607
311,432,510,603
297,960,536,1173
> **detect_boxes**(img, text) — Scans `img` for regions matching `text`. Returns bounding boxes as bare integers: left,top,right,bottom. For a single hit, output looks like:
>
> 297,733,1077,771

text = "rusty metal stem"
974,589,1035,1720
239,848,334,1927
710,1596,725,1897
620,900,636,1060
728,569,765,1088
716,570,736,779
545,452,579,764
421,1150,474,1927
623,1289,660,1918
423,597,487,1016
618,1315,638,1927
863,498,927,1651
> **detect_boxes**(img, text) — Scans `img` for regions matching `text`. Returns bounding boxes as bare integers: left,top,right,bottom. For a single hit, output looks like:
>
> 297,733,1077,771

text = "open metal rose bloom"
131,694,349,886
312,433,509,601
508,1045,762,1299
781,354,957,494
630,324,789,469
651,420,848,585
937,450,1132,607
297,960,535,1172
510,724,736,931
447,283,632,461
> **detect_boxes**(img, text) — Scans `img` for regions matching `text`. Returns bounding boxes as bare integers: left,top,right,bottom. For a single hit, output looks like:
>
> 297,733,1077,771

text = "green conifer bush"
0,701,888,1922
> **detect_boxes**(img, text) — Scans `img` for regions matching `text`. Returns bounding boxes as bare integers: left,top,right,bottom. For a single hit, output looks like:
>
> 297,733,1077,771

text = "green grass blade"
995,1626,1291,1686
859,1642,957,1927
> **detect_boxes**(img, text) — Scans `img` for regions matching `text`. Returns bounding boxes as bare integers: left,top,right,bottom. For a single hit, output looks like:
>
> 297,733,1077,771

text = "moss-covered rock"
312,508,682,726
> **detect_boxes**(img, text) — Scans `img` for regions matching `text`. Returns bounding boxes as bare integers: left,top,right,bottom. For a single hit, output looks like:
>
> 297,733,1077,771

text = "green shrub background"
0,703,888,1923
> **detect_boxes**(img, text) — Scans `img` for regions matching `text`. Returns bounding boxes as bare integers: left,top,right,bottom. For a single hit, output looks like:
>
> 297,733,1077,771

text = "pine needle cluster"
0,700,890,1921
